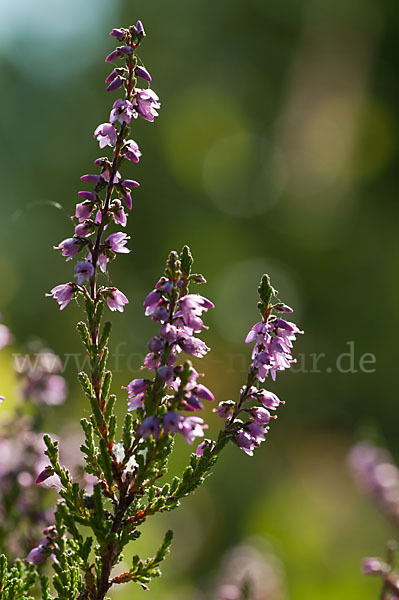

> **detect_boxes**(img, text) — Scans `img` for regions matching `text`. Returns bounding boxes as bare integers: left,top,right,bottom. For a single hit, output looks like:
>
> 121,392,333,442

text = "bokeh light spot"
203,132,287,217
162,86,246,189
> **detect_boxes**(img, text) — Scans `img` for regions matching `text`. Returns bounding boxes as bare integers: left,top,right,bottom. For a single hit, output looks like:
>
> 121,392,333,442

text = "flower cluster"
349,442,399,598
14,346,67,406
349,441,399,527
0,418,55,558
362,550,399,599
26,526,57,566
47,21,160,313
124,249,215,446
213,276,302,457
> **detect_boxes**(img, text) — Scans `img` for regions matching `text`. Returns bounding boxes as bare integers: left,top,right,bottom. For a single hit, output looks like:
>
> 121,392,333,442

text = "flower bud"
78,191,97,202
119,45,133,55
110,28,125,40
136,20,146,36
105,49,121,63
107,76,123,92
362,557,387,575
148,336,163,353
35,466,54,484
80,174,101,184
135,66,152,82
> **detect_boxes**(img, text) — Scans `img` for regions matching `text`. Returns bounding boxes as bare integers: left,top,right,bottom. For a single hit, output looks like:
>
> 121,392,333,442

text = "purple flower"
178,334,209,358
105,69,118,84
246,317,303,382
143,352,161,370
124,379,147,395
119,45,133,56
195,384,214,402
36,375,67,406
74,261,94,285
160,323,179,343
25,545,48,565
245,321,270,345
196,439,211,457
124,378,148,410
164,413,207,444
97,251,107,273
105,232,130,254
35,465,54,485
120,188,132,210
148,336,163,353
75,201,93,222
110,99,135,124
74,221,94,237
136,20,145,36
247,422,268,444
134,89,160,122
112,200,127,226
0,322,13,350
135,66,152,82
180,416,207,444
0,396,5,405
121,179,140,189
164,411,184,434
144,289,162,314
110,28,125,40
107,76,123,92
235,430,256,456
152,306,169,322
138,416,161,439
362,557,387,575
157,365,174,383
275,303,294,313
80,173,101,184
177,294,214,330
349,441,399,526
258,390,282,410
217,401,235,418
94,123,117,148
250,407,271,425
105,49,121,63
123,139,142,162
46,283,75,310
105,288,129,312
53,237,81,261
78,191,97,202
94,158,121,183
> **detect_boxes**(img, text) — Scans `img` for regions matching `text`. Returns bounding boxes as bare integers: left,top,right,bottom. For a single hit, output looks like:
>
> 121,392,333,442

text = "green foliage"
180,245,193,279
114,529,174,590
99,321,112,350
164,250,181,281
0,555,38,600
76,321,92,354
257,273,275,318
40,575,53,600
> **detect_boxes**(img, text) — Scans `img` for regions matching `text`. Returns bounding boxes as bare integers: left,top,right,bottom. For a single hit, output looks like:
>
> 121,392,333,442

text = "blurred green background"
0,0,398,597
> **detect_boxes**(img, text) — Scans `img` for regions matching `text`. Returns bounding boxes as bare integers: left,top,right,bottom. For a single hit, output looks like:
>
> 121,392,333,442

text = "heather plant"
0,21,303,599
0,336,71,560
349,442,399,598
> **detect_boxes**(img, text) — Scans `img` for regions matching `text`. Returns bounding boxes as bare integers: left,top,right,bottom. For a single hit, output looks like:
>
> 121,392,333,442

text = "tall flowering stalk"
0,21,303,599
349,442,399,598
